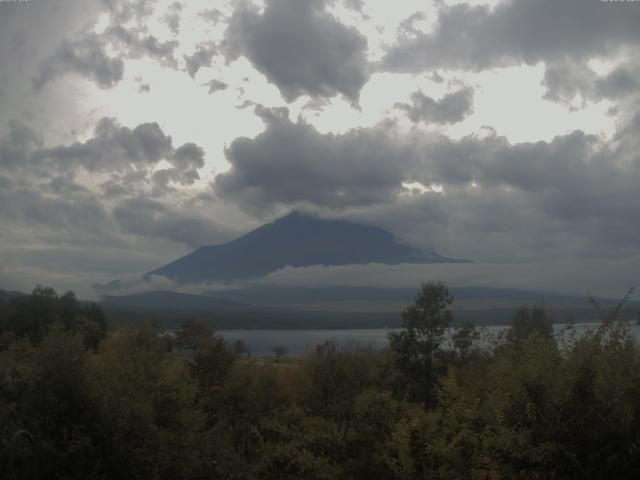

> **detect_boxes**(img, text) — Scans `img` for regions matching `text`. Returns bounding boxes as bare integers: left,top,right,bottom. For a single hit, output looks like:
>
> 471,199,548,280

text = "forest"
1,283,640,479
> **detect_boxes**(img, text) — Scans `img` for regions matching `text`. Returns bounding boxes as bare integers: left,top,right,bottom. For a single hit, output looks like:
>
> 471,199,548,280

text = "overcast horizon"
1,0,640,299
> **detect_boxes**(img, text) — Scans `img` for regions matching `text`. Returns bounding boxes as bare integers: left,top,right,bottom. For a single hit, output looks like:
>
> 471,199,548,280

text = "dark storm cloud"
409,130,638,230
541,60,598,106
101,0,156,22
425,129,640,257
34,118,174,172
215,107,408,209
184,42,219,78
223,0,370,102
358,177,640,263
100,179,129,198
597,65,640,99
33,31,125,90
396,87,474,124
0,181,116,245
49,175,93,196
151,142,206,194
0,120,42,168
343,0,365,12
106,25,179,68
214,103,640,259
113,197,232,247
217,111,631,214
172,142,206,171
0,113,229,264
0,175,12,189
6,120,41,149
35,1,178,91
2,117,207,201
396,11,427,39
163,2,183,35
204,78,228,94
199,8,223,23
542,59,640,106
383,0,640,73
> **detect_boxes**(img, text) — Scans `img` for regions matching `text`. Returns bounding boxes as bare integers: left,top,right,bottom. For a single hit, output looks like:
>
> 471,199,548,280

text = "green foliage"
388,281,453,406
506,305,554,348
89,325,213,479
2,283,640,479
174,319,215,352
0,325,103,479
298,341,381,419
189,333,237,393
0,286,107,350
451,322,481,361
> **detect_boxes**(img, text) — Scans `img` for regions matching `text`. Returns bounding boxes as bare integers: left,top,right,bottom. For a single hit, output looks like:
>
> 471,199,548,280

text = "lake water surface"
219,323,640,357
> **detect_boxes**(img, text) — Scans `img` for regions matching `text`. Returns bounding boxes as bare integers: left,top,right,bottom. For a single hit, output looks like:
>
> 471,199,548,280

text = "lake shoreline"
216,322,638,357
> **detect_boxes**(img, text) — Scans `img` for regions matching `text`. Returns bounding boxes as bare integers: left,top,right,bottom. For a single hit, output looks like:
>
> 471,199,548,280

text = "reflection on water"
219,322,640,357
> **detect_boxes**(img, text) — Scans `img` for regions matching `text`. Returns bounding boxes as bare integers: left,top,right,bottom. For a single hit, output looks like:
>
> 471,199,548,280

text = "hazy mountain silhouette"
145,211,469,284
102,290,257,312
0,289,28,301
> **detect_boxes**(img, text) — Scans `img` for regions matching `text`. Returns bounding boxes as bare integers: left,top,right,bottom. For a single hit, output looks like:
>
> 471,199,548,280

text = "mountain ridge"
144,211,469,284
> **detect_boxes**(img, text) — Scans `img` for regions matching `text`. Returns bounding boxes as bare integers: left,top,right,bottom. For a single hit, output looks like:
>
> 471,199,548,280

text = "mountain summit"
145,212,469,283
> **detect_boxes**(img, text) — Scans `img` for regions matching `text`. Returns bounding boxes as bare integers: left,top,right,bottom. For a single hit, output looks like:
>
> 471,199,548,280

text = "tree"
232,339,250,358
174,319,214,352
389,281,453,407
0,287,107,349
506,305,553,348
451,323,480,361
90,325,209,479
76,302,108,350
272,345,288,363
11,325,104,479
189,334,236,393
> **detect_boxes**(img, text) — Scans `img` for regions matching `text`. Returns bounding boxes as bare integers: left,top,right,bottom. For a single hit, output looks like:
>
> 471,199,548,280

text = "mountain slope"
100,288,639,330
145,211,469,283
102,290,258,312
0,289,28,301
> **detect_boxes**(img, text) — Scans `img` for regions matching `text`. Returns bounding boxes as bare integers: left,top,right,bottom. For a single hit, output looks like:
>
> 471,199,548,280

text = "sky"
0,0,639,299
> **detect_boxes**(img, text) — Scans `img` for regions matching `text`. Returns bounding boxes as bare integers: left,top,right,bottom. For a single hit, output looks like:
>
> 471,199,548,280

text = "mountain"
145,211,469,283
201,285,592,307
0,288,28,301
102,290,257,312
100,290,399,330
100,288,639,330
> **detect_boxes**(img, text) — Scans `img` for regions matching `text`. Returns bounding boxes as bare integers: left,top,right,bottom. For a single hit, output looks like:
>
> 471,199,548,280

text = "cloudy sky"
1,0,639,298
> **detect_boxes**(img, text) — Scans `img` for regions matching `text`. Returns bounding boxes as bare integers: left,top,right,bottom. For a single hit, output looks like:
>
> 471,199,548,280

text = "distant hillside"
145,211,469,283
0,289,28,301
100,290,400,330
99,288,639,330
204,285,593,307
102,290,258,313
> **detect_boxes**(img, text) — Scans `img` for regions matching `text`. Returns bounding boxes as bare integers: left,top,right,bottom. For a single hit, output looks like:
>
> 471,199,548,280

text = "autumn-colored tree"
174,319,215,352
2,283,640,479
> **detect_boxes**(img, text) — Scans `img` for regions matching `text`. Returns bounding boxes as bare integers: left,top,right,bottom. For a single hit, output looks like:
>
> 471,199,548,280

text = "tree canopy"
2,283,640,479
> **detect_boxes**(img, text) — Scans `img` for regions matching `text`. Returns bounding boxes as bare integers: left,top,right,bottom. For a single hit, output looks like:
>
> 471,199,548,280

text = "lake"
219,322,640,357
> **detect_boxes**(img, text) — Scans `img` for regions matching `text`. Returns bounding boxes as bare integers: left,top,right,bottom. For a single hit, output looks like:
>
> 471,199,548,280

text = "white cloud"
260,257,640,299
